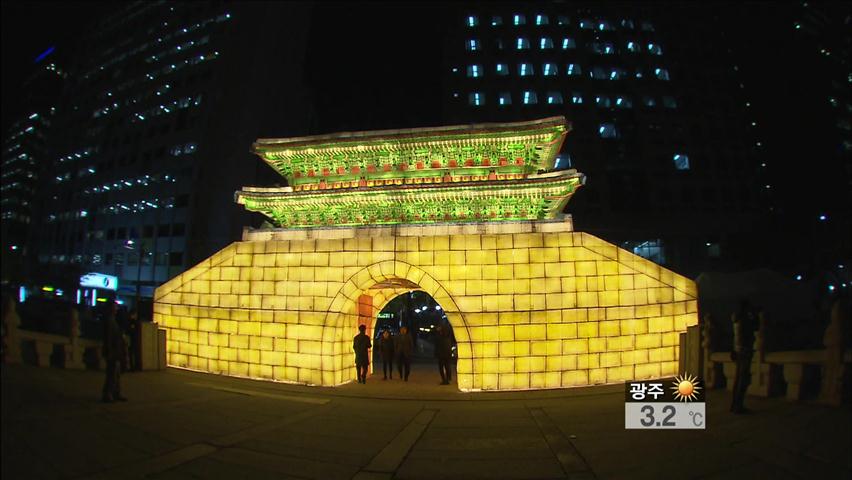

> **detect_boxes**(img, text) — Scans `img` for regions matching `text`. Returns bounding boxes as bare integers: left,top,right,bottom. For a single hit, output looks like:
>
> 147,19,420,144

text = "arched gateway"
154,117,697,391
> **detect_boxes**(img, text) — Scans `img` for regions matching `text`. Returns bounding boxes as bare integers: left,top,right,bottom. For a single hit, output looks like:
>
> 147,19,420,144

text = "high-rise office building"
32,2,314,305
1,51,67,284
443,5,766,275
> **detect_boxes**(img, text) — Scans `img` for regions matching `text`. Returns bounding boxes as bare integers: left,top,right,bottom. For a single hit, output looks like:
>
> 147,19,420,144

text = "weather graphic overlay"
625,373,705,429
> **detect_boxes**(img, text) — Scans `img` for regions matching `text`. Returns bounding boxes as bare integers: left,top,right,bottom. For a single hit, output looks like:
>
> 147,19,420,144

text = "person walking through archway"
395,326,413,381
379,329,395,380
353,324,371,384
435,326,453,385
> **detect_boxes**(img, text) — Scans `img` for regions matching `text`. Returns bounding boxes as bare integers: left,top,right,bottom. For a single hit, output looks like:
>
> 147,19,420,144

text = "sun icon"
671,373,702,402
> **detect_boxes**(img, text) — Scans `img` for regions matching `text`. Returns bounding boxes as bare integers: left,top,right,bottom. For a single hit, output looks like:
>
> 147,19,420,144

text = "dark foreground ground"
2,363,850,480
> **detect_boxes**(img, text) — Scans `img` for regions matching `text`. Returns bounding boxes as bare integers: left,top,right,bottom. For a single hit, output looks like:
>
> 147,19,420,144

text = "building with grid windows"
443,5,766,275
1,53,67,284
31,2,314,307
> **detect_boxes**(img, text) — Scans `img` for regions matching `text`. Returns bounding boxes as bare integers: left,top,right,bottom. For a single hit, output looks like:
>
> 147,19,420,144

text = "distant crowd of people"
353,324,454,385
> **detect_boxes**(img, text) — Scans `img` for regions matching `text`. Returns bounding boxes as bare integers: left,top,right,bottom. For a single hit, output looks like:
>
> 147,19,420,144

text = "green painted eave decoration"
235,171,584,228
252,117,569,183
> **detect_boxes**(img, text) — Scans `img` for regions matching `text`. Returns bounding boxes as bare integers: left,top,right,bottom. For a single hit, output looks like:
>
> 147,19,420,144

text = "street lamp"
123,239,148,309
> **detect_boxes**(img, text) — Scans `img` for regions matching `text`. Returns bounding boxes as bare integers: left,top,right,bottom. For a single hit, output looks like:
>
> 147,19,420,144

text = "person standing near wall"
102,296,128,403
353,324,371,384
730,299,757,413
395,325,413,381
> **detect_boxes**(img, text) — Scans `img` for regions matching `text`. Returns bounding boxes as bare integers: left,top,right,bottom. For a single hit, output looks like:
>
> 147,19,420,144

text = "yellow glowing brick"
577,353,599,369
230,335,249,349
251,336,274,351
589,337,607,353
636,334,662,349
299,340,322,355
607,335,634,351
482,327,499,342
219,347,237,361
649,316,674,333
515,324,546,341
498,357,514,373
577,292,598,307
497,249,529,264
577,323,598,338
598,321,619,337
661,332,679,346
607,366,634,382
171,329,189,343
575,261,597,276
497,325,515,341
620,319,648,335
481,358,499,374
600,352,621,367
456,296,482,312
598,290,618,307
598,261,618,275
562,370,587,386
649,347,675,362
586,276,601,292
237,348,260,363
481,373,499,390
589,368,606,384
563,339,588,354
621,349,649,365
634,363,661,379
219,320,238,334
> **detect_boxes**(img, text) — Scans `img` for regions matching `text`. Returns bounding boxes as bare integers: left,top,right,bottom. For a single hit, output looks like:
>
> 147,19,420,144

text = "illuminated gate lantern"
154,116,698,391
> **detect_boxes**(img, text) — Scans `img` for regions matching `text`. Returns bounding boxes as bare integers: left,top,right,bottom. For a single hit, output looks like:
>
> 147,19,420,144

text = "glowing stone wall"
154,220,698,391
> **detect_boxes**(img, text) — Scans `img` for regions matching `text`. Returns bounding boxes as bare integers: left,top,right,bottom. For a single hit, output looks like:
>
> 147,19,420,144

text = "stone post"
701,313,721,388
66,308,85,369
820,299,849,406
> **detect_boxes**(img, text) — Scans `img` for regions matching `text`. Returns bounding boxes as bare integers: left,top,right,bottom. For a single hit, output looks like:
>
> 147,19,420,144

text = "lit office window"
643,96,657,107
491,15,503,26
466,39,480,51
599,123,618,138
592,42,615,54
598,20,614,31
495,39,504,50
590,66,607,80
557,16,569,26
498,92,512,106
516,37,530,49
621,19,635,29
469,92,485,106
663,96,678,108
579,19,593,29
522,91,538,105
595,95,612,108
535,14,549,25
615,96,633,108
540,37,554,49
567,63,582,76
673,154,690,170
561,37,577,49
610,68,625,80
518,63,534,76
514,14,526,26
467,64,482,77
554,153,572,168
624,240,664,263
543,63,557,76
571,93,584,104
647,43,663,55
655,68,670,80
627,41,639,52
467,16,478,27
546,92,564,104
495,63,509,76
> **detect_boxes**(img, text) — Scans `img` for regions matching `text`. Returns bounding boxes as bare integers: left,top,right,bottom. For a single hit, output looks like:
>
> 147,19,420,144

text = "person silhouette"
379,330,395,380
395,326,413,381
353,324,371,384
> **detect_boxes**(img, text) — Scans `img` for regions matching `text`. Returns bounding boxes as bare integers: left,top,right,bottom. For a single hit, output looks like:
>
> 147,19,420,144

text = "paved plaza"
2,364,850,479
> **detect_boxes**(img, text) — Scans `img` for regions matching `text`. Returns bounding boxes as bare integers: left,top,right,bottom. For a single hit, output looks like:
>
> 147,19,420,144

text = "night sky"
2,1,849,272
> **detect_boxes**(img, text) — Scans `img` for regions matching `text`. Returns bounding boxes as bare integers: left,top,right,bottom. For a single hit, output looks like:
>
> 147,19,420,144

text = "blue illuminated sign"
80,272,118,291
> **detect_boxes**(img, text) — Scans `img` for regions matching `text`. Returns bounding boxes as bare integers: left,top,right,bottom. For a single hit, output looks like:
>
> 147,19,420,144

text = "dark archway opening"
372,290,457,385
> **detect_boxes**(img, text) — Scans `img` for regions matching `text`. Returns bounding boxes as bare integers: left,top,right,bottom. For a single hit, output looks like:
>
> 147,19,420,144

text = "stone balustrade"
704,299,851,405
